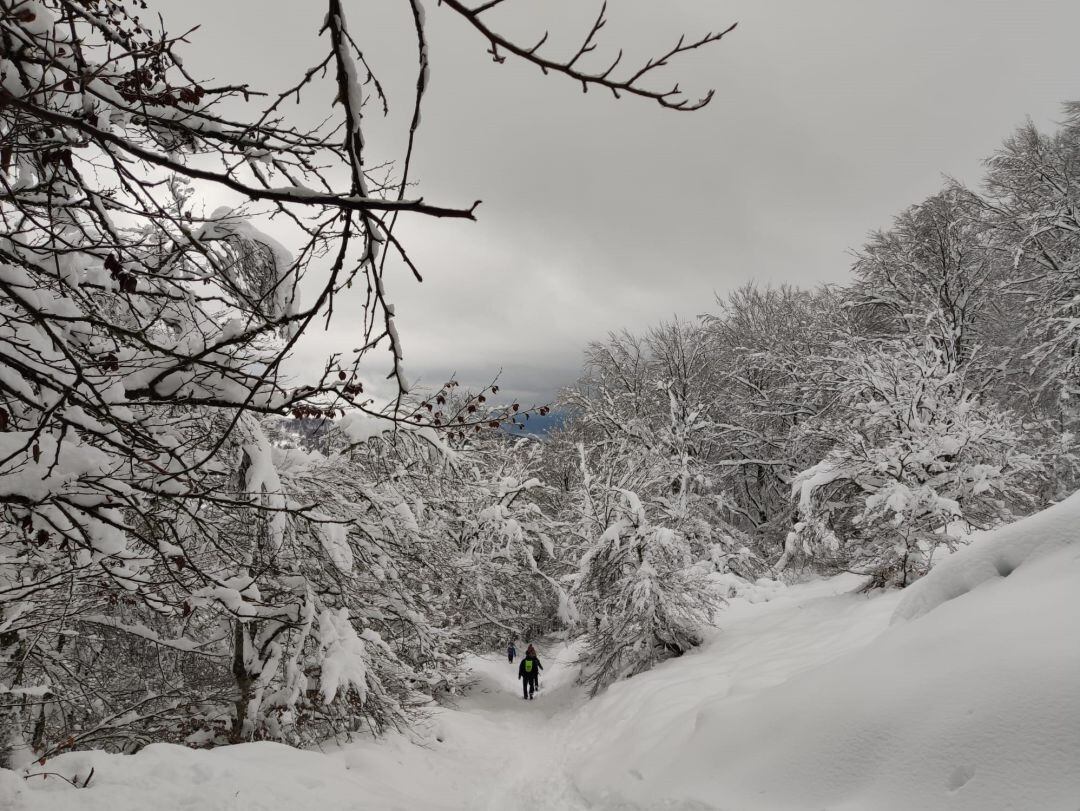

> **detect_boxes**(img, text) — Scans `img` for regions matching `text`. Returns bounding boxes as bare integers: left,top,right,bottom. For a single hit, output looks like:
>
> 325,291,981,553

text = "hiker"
518,644,542,700
507,642,516,663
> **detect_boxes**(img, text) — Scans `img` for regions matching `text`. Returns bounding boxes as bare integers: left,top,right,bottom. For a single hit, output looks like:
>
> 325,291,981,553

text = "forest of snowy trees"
1,0,1078,774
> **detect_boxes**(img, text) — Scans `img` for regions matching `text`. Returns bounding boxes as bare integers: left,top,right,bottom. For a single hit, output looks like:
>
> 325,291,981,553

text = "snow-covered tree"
569,455,719,696
376,413,569,650
981,105,1080,425
553,324,732,689
563,322,768,572
0,0,734,762
699,284,852,559
849,189,998,374
785,342,1043,588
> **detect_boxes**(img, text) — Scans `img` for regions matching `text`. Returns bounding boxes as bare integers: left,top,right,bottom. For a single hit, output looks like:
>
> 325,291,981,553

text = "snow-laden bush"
572,483,720,696
783,342,1043,587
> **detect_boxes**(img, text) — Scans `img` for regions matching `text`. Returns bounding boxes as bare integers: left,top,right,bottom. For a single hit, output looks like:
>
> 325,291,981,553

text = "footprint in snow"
946,764,975,793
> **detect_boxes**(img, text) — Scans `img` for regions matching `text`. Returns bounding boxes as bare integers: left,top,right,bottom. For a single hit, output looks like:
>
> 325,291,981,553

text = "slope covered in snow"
567,534,1079,809
893,489,1080,623
3,500,1077,810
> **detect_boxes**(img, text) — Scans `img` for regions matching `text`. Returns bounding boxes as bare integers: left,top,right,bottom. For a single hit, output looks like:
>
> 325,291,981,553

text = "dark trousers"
522,675,538,698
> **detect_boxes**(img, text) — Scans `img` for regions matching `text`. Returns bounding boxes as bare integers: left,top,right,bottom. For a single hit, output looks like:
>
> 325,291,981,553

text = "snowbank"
565,508,1080,810
893,489,1080,623
1,741,374,811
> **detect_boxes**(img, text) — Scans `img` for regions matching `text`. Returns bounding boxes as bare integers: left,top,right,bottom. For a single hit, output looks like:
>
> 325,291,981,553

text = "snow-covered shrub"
571,475,720,696
785,342,1043,587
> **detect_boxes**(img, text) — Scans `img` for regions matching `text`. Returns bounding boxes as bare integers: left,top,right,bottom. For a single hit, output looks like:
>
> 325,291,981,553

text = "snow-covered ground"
4,499,1078,810
568,538,1080,809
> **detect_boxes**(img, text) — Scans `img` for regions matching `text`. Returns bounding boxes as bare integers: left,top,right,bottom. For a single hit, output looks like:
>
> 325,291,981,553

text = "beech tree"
982,106,1080,422
568,450,719,696
563,323,763,572
550,103,1080,610
699,284,849,558
783,341,1042,587
849,189,998,374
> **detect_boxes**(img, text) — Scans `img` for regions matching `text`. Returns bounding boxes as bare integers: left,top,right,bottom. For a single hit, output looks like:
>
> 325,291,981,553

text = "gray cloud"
167,0,1080,404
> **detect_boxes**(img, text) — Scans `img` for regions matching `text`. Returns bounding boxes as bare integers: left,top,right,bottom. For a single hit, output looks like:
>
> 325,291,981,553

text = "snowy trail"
462,648,592,810
416,642,594,809
331,575,899,810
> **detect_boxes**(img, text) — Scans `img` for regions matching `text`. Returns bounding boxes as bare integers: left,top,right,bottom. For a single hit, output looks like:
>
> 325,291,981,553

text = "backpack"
524,659,534,674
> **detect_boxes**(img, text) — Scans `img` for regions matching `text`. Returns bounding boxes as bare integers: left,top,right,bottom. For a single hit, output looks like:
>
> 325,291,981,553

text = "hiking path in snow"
333,574,897,810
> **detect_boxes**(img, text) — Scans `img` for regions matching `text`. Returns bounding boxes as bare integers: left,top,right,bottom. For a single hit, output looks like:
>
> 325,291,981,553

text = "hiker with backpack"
507,642,516,663
518,644,542,700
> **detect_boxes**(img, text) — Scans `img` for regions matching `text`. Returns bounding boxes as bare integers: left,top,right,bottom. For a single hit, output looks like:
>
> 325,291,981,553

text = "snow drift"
565,499,1080,810
893,489,1080,623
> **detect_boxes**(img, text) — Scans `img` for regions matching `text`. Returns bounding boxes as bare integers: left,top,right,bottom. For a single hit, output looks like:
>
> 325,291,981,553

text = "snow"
194,206,298,329
0,742,366,810
315,608,369,705
314,520,354,572
562,499,1080,810
4,502,1078,810
0,431,113,502
567,546,1079,810
893,488,1080,623
337,410,392,444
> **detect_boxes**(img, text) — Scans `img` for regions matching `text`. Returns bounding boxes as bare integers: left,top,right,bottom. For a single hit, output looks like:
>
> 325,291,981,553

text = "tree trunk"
230,621,255,744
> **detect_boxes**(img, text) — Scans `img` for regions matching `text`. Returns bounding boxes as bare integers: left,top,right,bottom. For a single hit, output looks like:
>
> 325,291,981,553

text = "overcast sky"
167,0,1080,404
